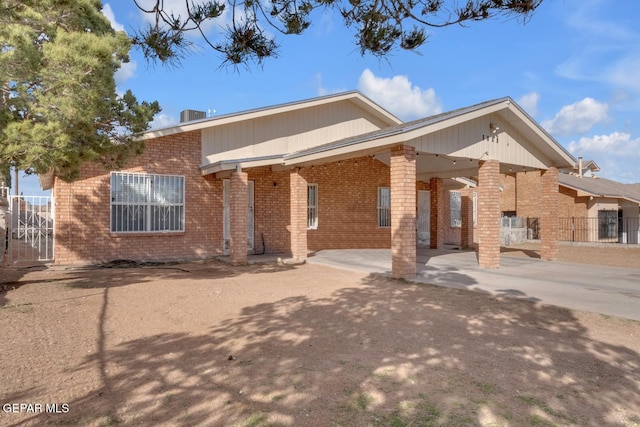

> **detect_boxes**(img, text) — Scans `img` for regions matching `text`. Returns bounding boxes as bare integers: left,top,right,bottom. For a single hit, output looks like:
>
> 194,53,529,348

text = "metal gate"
7,195,54,263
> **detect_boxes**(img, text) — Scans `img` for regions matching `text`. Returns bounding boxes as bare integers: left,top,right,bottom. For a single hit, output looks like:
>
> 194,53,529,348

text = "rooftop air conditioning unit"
180,109,207,123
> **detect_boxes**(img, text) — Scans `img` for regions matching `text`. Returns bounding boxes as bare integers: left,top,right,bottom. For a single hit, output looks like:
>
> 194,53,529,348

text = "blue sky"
15,0,640,196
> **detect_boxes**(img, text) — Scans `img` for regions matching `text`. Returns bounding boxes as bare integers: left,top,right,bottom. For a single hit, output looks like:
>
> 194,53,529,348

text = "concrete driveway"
306,248,640,321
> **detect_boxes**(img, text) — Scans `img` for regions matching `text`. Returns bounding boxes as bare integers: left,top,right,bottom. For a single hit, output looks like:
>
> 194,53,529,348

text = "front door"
223,179,254,254
417,190,430,245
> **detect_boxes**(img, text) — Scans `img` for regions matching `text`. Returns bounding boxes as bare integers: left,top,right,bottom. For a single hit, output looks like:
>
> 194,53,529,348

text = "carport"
305,247,640,321
283,97,576,279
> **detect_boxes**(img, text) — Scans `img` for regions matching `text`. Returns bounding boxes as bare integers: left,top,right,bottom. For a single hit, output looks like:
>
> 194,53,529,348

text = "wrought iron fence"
557,216,639,244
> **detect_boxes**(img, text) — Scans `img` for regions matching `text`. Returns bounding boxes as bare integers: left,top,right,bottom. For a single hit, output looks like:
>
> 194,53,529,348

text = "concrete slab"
306,248,640,321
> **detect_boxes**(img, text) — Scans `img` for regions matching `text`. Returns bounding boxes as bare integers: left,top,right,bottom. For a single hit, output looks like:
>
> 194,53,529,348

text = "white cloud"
568,131,640,155
517,92,540,117
103,4,137,87
151,113,179,129
542,98,609,136
102,4,125,32
357,69,441,120
115,61,137,87
567,131,640,183
315,73,346,97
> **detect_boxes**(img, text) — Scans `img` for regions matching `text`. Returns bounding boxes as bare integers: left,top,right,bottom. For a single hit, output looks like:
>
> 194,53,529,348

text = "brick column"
429,177,445,249
541,167,559,260
230,171,248,265
477,160,500,268
461,188,475,249
391,145,417,279
289,169,308,261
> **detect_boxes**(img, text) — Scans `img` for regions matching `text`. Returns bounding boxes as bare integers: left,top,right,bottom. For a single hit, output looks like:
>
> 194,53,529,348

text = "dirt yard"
1,244,639,427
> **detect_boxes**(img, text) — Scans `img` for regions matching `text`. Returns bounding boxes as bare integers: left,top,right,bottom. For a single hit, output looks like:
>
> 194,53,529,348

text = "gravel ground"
1,245,639,426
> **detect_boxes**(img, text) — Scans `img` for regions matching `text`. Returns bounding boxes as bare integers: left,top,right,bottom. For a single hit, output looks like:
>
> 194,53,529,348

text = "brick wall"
230,172,248,265
390,146,416,279
429,178,444,249
514,170,541,218
540,167,559,260
477,160,501,268
300,155,392,250
247,167,291,254
509,170,589,219
500,173,516,212
54,130,223,264
56,139,485,264
558,186,589,217
289,169,308,260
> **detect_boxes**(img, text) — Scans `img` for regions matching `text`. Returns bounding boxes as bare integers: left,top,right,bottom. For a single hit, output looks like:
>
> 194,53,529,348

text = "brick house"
496,157,640,244
44,92,575,278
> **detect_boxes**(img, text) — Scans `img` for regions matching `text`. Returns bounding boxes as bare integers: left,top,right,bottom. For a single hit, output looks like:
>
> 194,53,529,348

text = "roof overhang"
279,97,576,175
200,154,284,176
39,170,55,191
144,91,402,141
560,180,640,204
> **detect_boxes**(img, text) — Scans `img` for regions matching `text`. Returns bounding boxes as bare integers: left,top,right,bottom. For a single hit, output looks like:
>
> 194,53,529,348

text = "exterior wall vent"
180,109,207,123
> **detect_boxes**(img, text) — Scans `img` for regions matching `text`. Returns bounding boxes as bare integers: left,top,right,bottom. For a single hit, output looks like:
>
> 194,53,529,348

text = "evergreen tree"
132,0,542,66
0,0,160,181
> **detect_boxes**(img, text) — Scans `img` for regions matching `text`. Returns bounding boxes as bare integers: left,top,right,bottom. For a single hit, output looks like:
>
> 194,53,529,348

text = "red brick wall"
500,174,516,212
514,170,541,218
477,160,501,268
54,131,223,264
247,167,291,254
508,171,589,219
300,155,392,250
558,186,589,217
230,172,248,265
390,145,417,279
540,167,559,260
289,169,308,260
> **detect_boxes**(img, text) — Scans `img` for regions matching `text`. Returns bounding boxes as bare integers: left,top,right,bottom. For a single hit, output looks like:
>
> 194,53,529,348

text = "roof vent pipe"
578,156,583,178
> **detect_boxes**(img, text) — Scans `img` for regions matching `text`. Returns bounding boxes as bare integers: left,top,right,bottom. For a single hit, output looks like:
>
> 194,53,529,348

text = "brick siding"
53,131,223,264
477,160,501,268
540,167,559,260
390,145,416,279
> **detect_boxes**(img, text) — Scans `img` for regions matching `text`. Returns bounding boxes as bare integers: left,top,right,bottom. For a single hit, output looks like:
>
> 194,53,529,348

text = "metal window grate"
307,184,318,229
378,187,390,227
450,191,462,227
110,172,185,233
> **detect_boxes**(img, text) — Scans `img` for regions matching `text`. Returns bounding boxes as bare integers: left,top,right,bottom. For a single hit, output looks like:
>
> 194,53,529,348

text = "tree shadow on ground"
5,264,640,426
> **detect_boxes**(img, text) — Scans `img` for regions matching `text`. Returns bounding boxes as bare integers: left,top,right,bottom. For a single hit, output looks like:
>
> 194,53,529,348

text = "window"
307,184,318,229
110,172,185,233
598,210,617,239
472,191,477,227
378,187,391,227
450,191,462,227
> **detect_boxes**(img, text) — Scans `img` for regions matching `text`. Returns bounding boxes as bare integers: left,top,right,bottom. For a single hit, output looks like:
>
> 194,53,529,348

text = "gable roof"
559,173,640,204
143,91,402,140
285,96,576,172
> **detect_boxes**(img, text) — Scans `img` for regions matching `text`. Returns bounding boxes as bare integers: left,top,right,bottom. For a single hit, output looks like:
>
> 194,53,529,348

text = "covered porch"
214,97,575,279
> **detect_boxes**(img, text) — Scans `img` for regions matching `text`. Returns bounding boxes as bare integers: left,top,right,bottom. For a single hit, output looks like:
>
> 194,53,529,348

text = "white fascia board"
200,155,284,175
506,103,576,168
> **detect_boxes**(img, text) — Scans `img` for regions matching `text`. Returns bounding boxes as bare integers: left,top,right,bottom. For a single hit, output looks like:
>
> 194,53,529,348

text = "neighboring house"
43,92,575,278
498,158,640,244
